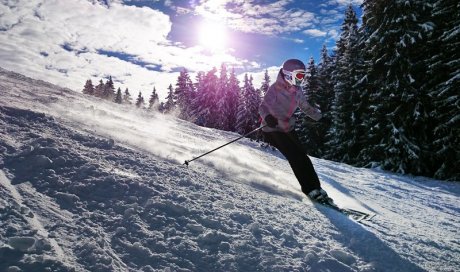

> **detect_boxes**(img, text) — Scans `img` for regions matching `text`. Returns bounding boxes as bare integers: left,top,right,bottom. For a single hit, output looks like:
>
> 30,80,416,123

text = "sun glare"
199,22,227,52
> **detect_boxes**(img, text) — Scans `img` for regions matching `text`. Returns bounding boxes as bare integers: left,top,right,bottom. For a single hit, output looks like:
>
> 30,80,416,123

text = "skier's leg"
263,131,321,195
285,131,322,194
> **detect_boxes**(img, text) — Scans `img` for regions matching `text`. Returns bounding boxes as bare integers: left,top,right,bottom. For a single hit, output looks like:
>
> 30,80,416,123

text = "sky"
0,0,363,101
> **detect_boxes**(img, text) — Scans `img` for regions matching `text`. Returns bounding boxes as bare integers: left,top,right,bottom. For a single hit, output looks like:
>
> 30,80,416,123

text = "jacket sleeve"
296,88,322,121
259,87,275,119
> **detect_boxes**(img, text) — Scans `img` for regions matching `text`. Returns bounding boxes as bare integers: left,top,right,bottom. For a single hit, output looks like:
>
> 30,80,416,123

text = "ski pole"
184,125,267,166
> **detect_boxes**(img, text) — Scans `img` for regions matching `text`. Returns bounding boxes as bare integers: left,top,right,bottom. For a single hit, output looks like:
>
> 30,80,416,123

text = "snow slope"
0,67,459,272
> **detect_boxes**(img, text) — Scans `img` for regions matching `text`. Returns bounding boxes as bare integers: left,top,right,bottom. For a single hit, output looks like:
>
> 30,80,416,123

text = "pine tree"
236,74,250,135
226,68,241,132
357,0,384,166
191,68,218,128
335,5,358,60
317,45,334,108
306,58,321,106
114,87,123,104
326,4,360,162
349,26,372,166
359,0,434,175
248,75,262,138
94,79,105,98
82,79,94,95
148,87,159,110
123,88,133,104
163,84,175,113
215,64,230,130
314,45,335,156
175,69,194,119
236,74,260,136
190,72,205,125
135,91,145,108
425,0,460,180
102,76,115,100
260,69,270,96
296,57,323,156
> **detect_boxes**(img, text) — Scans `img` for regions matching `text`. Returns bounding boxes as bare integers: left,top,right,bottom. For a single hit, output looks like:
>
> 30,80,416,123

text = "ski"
315,200,376,222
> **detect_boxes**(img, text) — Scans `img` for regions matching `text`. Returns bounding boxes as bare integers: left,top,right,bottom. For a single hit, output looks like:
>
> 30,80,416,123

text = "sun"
198,21,227,52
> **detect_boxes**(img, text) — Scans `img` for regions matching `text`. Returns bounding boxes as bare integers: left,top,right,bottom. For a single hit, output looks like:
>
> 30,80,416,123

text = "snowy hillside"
0,67,459,272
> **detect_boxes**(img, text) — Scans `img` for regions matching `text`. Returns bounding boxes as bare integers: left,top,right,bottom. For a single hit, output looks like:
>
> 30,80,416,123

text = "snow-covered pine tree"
317,45,334,105
359,0,433,175
314,45,335,157
248,75,262,132
190,72,205,125
215,64,230,130
82,79,94,95
350,25,372,166
296,57,323,157
306,57,321,104
226,68,240,132
357,0,385,167
94,79,105,98
326,4,360,162
114,87,123,104
135,91,145,108
190,68,218,128
236,74,250,135
123,88,133,105
236,74,260,136
148,87,159,110
163,84,176,113
102,76,115,100
260,69,270,96
256,70,270,140
425,0,460,180
175,69,195,120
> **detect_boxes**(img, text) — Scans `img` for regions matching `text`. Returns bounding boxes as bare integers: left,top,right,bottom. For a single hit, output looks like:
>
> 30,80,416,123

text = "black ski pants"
263,130,321,195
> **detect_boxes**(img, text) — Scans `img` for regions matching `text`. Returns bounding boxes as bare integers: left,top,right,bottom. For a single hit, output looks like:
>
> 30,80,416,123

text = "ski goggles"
282,69,307,87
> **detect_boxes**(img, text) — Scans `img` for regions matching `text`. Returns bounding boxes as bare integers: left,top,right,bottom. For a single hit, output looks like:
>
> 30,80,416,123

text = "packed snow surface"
0,67,459,272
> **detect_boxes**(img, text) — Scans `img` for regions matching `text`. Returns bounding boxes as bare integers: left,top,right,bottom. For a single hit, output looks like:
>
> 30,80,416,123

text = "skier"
259,59,330,203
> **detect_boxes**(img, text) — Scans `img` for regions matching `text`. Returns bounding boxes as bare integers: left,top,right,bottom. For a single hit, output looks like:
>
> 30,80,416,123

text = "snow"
0,67,459,271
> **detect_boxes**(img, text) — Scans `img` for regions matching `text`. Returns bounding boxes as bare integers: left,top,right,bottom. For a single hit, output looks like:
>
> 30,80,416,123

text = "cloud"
0,0,172,97
326,0,363,6
163,0,193,14
303,29,327,37
194,0,316,36
327,29,340,40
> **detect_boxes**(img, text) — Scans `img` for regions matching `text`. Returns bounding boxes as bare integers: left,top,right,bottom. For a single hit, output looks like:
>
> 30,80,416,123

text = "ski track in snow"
0,67,459,271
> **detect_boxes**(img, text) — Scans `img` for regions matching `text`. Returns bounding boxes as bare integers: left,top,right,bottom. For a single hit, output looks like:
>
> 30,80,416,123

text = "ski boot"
307,188,335,206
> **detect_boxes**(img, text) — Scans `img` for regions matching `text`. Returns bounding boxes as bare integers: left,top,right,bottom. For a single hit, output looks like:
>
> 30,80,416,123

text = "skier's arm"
259,88,275,119
296,89,322,121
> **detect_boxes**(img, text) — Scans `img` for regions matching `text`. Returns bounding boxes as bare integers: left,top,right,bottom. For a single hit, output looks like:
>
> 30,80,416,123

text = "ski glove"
265,114,278,128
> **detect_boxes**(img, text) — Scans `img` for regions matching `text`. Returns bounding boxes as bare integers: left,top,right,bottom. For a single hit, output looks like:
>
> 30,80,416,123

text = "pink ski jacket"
259,69,322,133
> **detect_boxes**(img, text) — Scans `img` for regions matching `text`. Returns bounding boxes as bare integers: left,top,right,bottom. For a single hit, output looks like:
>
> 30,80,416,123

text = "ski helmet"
282,59,307,87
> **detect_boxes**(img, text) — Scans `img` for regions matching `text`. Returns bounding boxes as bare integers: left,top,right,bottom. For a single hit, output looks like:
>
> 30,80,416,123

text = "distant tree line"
81,67,269,138
82,76,160,111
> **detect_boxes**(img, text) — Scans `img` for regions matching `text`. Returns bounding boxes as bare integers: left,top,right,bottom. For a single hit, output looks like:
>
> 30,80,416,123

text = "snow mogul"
259,59,330,203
